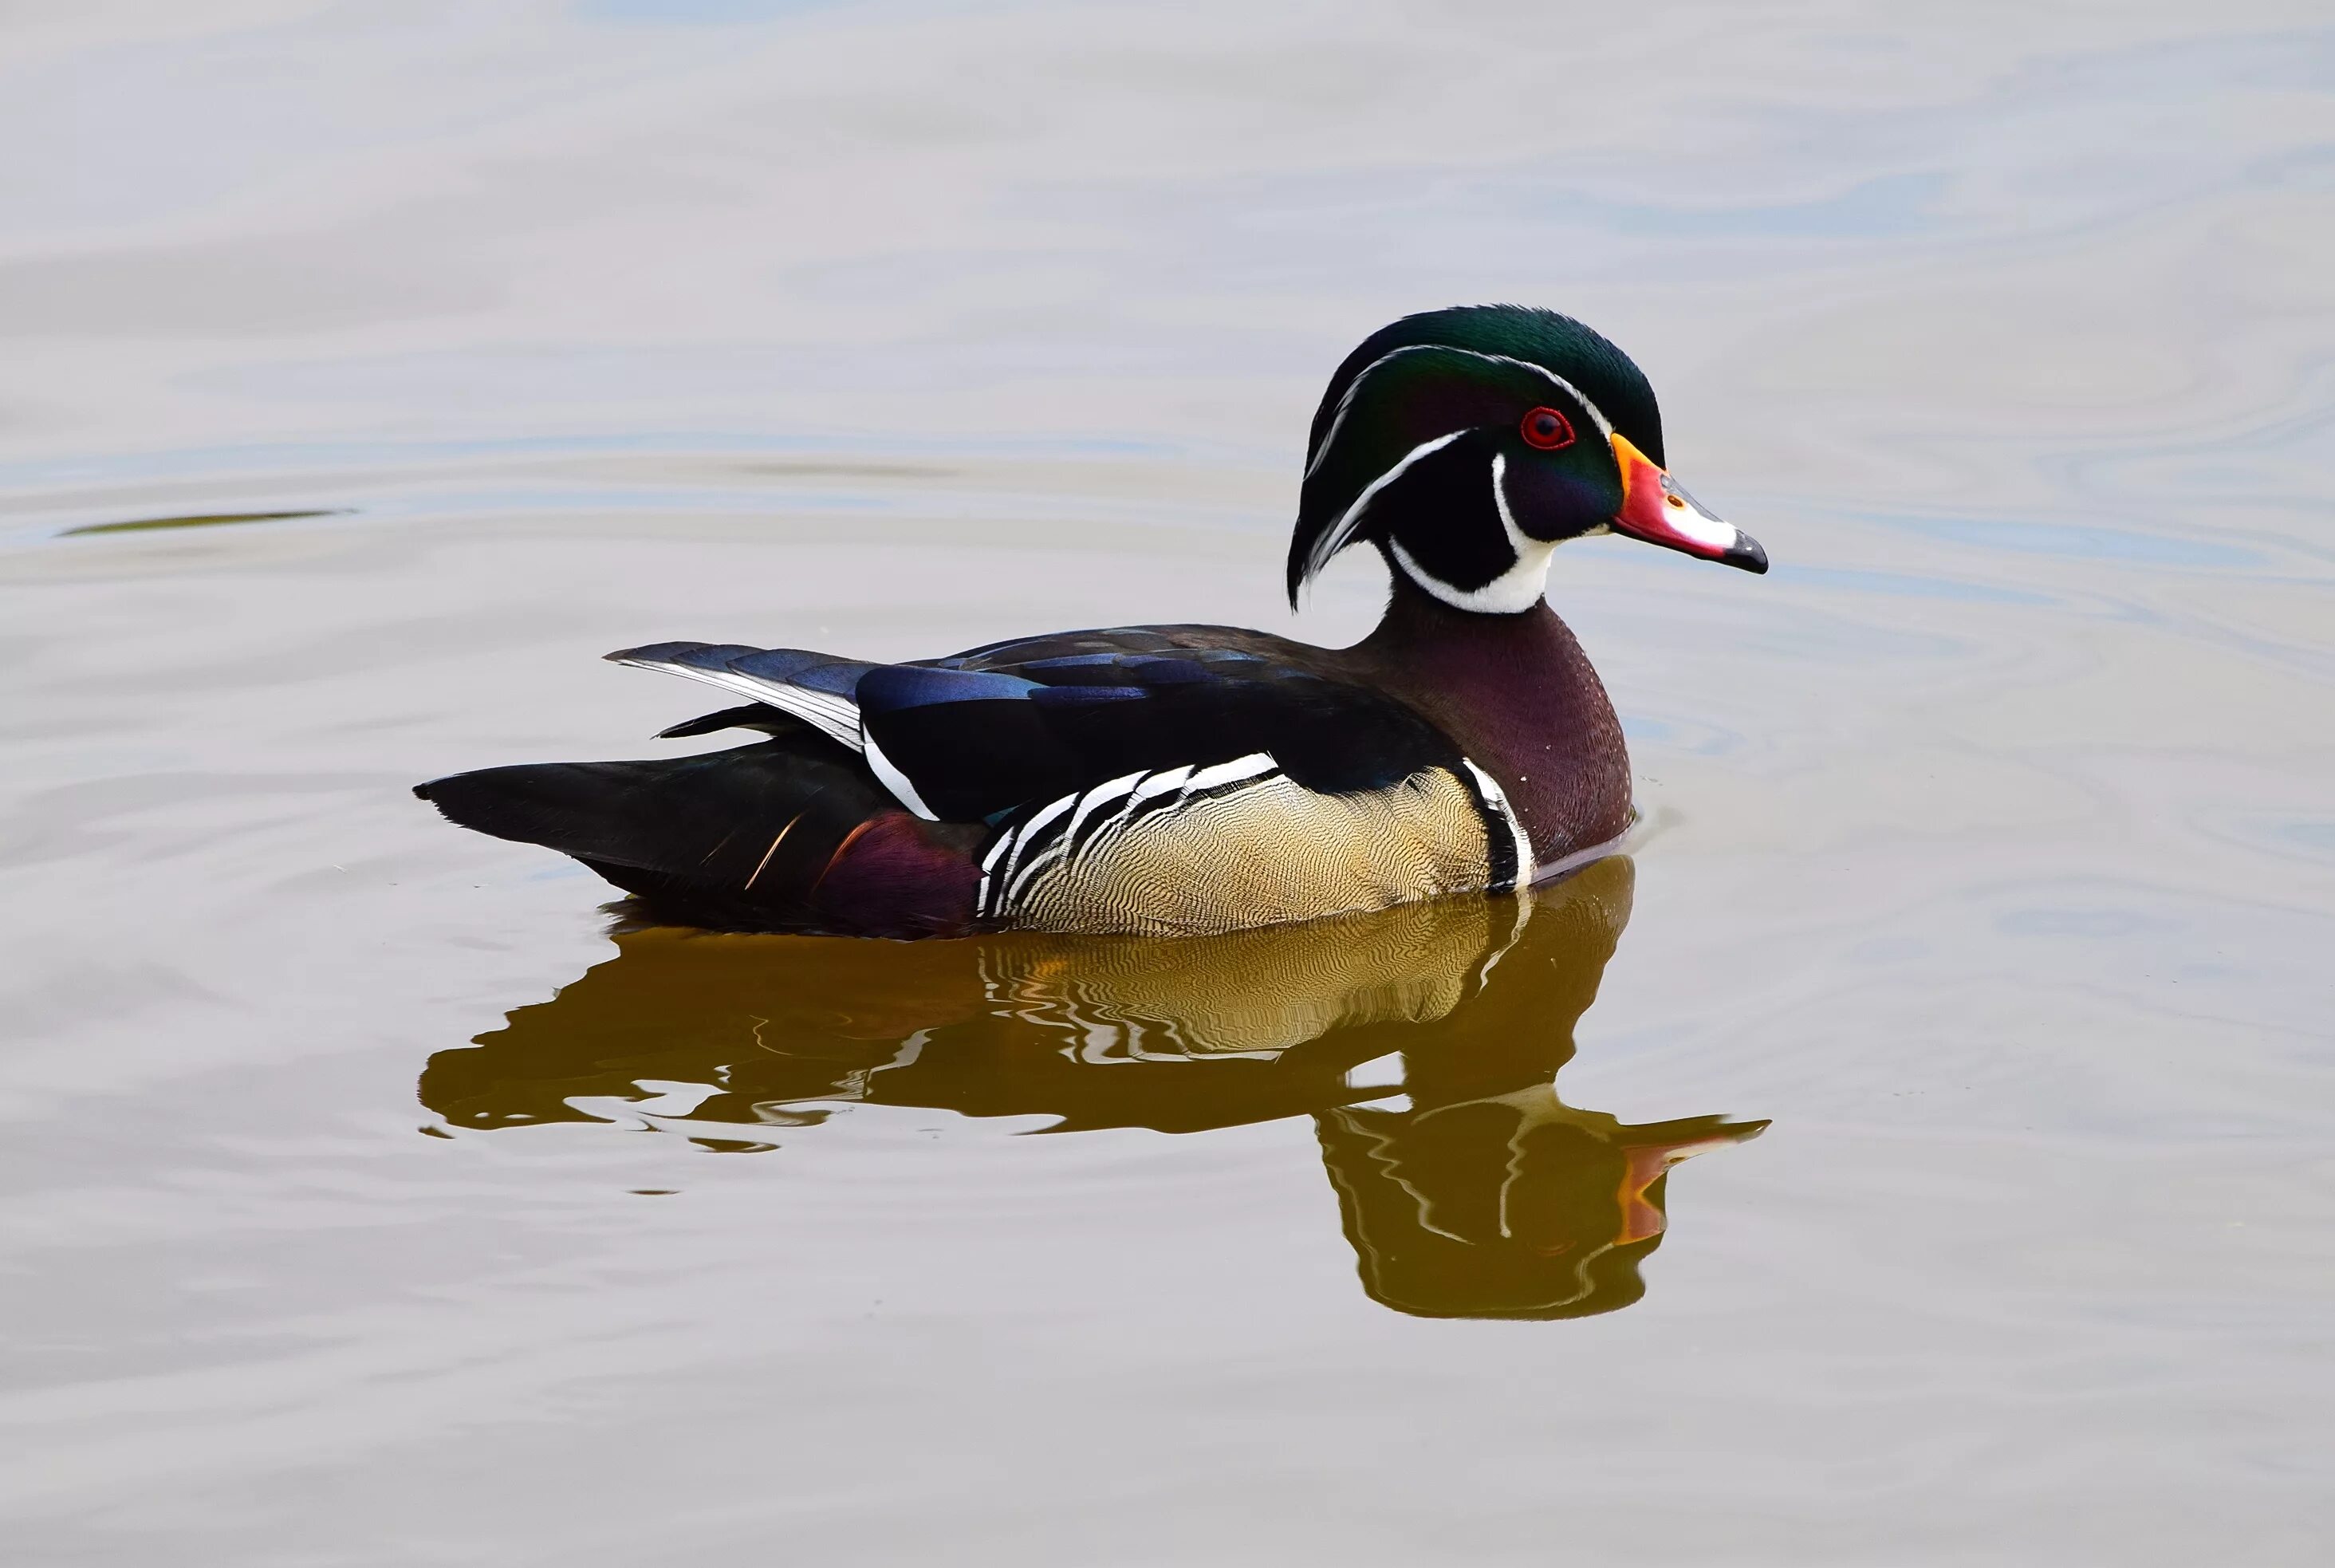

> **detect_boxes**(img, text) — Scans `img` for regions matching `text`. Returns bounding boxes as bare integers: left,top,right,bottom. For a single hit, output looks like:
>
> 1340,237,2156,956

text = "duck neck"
1353,573,1633,863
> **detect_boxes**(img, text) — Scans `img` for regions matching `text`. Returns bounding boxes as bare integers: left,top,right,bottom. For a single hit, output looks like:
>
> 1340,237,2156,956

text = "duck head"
1289,305,1766,613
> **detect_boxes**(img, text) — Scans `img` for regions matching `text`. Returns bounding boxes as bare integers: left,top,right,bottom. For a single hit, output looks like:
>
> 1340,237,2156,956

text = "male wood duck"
417,305,1766,937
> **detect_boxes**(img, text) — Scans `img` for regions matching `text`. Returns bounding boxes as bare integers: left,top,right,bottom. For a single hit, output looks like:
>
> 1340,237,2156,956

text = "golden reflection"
425,857,1764,1318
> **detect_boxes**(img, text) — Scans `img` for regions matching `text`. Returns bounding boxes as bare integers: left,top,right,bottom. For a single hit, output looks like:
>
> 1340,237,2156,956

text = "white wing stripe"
738,687,860,748
863,730,938,820
612,655,865,752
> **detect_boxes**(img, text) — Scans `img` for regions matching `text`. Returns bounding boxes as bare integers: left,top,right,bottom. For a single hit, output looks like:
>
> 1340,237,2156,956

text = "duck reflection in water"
425,857,1764,1319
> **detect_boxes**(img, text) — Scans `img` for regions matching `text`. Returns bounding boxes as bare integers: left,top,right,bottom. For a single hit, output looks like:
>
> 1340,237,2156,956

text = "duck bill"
1609,433,1767,573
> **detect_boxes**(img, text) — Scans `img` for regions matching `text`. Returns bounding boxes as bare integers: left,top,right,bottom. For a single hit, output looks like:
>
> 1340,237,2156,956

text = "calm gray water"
4,3,2333,1562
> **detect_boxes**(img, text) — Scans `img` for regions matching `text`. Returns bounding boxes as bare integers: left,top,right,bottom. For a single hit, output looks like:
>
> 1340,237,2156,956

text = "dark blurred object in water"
423,857,1763,1318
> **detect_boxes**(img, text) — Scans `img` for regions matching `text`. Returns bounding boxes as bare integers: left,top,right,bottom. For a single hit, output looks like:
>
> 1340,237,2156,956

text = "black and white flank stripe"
977,754,1282,921
977,751,1532,928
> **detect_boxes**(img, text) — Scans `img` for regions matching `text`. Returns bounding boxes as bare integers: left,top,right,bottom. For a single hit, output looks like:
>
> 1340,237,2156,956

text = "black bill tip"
1721,531,1769,574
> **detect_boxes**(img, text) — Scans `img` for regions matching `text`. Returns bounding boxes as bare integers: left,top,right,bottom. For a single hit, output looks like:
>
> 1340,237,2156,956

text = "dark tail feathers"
415,738,898,929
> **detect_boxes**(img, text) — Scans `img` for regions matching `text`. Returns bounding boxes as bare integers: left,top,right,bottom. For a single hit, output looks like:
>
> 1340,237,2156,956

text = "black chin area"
1369,432,1518,596
1499,454,1624,547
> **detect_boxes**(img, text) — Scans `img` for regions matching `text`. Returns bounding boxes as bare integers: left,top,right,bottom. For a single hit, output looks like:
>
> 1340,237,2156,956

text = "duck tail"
415,739,978,935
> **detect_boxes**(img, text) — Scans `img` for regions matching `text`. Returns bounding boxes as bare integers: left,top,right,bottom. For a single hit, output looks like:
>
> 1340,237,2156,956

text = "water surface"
3,2,2333,1562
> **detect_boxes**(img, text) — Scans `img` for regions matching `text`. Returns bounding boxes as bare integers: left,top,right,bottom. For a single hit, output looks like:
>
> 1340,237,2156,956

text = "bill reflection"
425,857,1763,1319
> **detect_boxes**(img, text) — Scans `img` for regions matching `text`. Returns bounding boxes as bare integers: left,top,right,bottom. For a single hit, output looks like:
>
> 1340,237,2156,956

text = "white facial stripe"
1299,345,1627,596
1479,353,1616,442
1382,450,1558,615
1490,450,1532,552
1303,344,1619,477
1303,428,1465,585
1305,345,1440,479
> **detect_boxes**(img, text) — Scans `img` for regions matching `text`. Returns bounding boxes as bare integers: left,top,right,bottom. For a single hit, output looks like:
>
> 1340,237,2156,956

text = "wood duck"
418,305,1767,937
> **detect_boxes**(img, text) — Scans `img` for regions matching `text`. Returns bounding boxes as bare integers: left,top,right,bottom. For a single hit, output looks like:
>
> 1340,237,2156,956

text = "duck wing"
609,627,1463,821
605,642,877,751
865,632,1455,821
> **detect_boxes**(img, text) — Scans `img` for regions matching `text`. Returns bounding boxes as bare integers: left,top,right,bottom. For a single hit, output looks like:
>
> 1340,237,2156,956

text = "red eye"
1520,407,1576,451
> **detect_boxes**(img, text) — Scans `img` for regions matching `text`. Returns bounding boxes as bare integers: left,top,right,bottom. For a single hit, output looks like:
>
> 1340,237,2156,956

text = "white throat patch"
1388,451,1558,615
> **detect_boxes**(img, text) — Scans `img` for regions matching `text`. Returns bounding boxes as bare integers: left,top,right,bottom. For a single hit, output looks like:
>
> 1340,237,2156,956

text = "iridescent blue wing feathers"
608,629,1464,825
